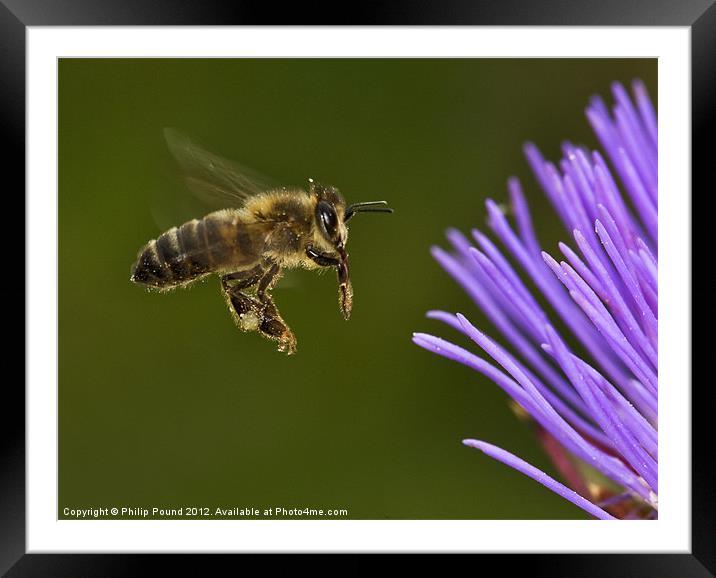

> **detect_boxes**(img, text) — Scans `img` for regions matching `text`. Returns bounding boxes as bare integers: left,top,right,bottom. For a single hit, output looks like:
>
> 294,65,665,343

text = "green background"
59,59,656,520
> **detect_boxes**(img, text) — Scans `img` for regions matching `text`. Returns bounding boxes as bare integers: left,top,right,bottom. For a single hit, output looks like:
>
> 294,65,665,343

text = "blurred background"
59,59,656,519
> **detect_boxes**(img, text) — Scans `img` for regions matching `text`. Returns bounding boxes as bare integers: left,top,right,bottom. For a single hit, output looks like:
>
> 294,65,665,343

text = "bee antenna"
345,201,394,222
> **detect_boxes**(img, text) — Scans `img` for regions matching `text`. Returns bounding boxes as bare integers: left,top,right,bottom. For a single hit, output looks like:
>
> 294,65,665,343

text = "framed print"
4,0,710,574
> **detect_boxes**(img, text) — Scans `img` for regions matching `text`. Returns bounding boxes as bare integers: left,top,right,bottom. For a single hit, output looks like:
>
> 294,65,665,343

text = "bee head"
309,179,348,250
309,179,394,251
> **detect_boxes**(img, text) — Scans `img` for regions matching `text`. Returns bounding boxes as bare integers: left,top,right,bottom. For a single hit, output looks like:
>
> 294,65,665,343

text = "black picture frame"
4,1,709,574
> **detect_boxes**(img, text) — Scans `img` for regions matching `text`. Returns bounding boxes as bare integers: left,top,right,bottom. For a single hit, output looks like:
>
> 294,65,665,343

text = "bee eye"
317,201,338,239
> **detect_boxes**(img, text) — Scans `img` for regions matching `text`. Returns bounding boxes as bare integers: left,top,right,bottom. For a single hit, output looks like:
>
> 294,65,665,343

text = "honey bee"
130,129,393,355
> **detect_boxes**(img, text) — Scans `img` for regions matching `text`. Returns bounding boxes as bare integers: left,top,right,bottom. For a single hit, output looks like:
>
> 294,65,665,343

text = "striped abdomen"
131,211,259,289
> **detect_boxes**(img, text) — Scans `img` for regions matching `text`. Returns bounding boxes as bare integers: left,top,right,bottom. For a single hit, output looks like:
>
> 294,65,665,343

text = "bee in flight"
130,129,393,355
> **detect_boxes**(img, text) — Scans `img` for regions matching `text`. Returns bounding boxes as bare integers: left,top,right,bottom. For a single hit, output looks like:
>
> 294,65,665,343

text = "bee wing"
163,128,278,208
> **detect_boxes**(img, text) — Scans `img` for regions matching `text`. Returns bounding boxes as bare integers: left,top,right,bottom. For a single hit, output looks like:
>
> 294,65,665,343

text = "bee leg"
221,264,264,290
257,260,283,295
256,261,297,355
306,246,352,319
255,294,296,355
306,246,340,267
220,268,265,334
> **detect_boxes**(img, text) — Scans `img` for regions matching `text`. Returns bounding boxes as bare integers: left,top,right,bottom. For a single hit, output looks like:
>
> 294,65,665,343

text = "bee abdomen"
131,219,212,288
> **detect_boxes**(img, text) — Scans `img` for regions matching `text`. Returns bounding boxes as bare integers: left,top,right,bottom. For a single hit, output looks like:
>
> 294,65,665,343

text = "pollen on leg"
238,311,260,331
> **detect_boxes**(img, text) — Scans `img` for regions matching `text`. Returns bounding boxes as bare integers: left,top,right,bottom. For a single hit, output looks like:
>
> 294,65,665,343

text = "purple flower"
413,80,657,520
